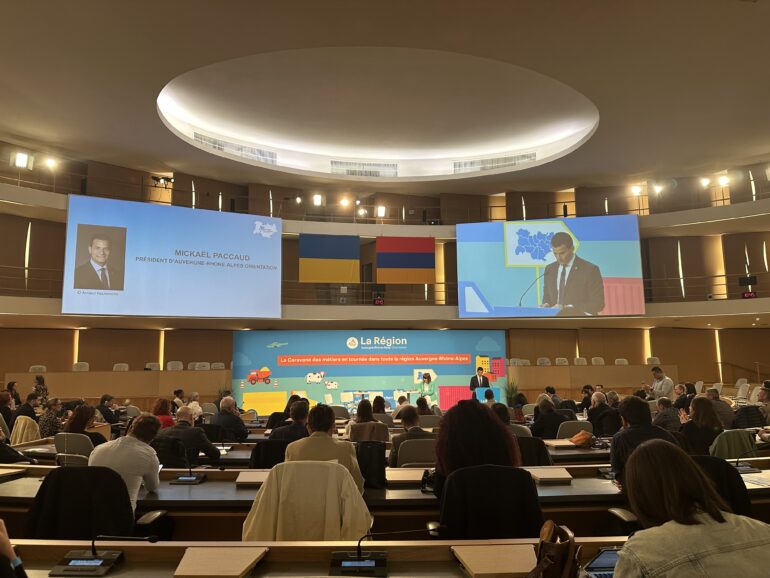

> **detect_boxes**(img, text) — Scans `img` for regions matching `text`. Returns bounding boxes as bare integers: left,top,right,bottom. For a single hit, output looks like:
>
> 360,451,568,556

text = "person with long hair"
415,396,432,416
433,400,521,497
32,375,48,404
530,395,567,439
5,383,20,410
64,405,107,446
152,398,175,429
679,396,723,455
614,439,770,576
345,399,388,442
371,395,386,415
0,392,12,432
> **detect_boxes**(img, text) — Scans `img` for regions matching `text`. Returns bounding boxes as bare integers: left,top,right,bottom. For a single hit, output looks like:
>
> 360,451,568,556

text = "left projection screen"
62,195,282,317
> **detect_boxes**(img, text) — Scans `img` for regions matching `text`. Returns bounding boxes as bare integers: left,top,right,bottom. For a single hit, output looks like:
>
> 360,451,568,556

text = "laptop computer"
584,547,620,578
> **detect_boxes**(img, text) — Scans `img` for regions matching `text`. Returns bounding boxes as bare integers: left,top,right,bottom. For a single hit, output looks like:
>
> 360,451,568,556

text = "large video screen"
62,195,282,317
232,329,507,413
457,215,644,317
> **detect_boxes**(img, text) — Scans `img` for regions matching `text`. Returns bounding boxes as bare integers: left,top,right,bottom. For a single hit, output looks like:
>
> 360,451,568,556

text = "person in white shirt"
644,366,674,400
88,414,161,510
186,391,203,422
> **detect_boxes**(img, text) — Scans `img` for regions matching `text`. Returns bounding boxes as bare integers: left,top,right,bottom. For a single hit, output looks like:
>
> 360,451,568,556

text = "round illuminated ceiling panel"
158,47,599,181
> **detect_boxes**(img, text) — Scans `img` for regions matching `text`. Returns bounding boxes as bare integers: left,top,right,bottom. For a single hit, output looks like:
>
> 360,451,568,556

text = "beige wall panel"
0,328,75,375
164,329,233,369
77,329,159,372
722,232,770,299
649,328,719,383
718,328,770,383
172,173,248,213
577,329,645,366
86,161,149,201
507,329,578,364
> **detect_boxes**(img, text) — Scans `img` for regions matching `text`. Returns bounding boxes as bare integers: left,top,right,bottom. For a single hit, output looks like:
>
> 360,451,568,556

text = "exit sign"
742,291,757,299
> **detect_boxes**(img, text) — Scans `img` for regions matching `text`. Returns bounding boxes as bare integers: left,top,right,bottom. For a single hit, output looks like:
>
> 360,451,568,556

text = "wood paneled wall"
505,191,574,221
577,328,645,366
718,328,770,383
171,173,248,213
508,329,578,363
0,329,75,373
721,231,770,298
645,236,724,302
649,328,719,383
77,329,159,372
163,329,232,369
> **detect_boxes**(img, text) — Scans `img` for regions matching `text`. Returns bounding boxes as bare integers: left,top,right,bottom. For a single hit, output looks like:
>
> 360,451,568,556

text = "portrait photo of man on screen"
73,225,126,291
540,232,604,316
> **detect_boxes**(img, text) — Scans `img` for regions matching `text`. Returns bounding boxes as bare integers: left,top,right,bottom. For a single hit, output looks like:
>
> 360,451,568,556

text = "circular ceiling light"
158,47,599,182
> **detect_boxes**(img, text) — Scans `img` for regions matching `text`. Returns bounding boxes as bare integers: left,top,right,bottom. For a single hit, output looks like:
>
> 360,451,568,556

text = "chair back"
694,380,704,394
749,386,760,403
55,453,89,467
396,438,436,467
200,423,223,442
418,414,441,428
54,433,94,457
573,357,587,366
124,405,141,418
356,441,387,489
518,359,531,366
112,363,129,372
72,361,90,372
248,439,290,469
536,357,551,366
614,358,628,366
330,406,350,420
709,429,756,459
556,420,593,439
192,362,211,371
692,455,752,516
646,357,661,365
439,465,543,539
522,403,537,416
373,413,394,427
150,435,187,468
28,364,47,373
713,382,724,394
166,360,184,371
0,414,9,438
555,409,577,421
10,416,40,445
348,421,389,443
241,461,371,541
144,362,160,371
211,362,226,370
735,379,750,400
591,357,605,366
733,405,766,429
509,424,532,437
201,402,218,415
516,437,553,466
554,357,569,366
26,466,135,539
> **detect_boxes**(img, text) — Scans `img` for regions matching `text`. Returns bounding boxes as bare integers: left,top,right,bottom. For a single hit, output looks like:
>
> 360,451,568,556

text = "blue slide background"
62,195,282,317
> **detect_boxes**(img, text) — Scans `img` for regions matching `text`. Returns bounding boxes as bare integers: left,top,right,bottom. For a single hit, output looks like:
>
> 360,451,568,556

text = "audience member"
371,395,386,415
483,388,496,407
512,393,528,408
172,389,185,414
758,382,770,425
530,396,567,439
265,394,301,429
391,395,409,419
96,394,120,424
346,399,388,442
211,396,248,442
610,395,676,486
285,404,364,492
680,396,723,455
415,396,432,416
4,383,20,410
214,390,230,410
0,393,12,431
614,439,770,576
652,397,681,432
269,401,310,442
544,386,561,407
187,392,203,422
706,388,736,429
10,393,39,430
88,414,161,511
389,405,435,467
433,400,521,498
64,405,107,447
38,398,63,438
578,385,594,412
152,398,175,429
587,391,612,429
645,366,674,400
158,406,219,466
31,375,48,404
673,383,692,413
606,390,620,409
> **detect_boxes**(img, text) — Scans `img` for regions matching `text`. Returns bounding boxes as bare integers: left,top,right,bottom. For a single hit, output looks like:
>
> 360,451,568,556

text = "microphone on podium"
518,270,547,307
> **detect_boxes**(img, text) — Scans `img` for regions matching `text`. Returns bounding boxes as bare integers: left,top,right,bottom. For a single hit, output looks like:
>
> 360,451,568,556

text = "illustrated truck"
247,367,272,384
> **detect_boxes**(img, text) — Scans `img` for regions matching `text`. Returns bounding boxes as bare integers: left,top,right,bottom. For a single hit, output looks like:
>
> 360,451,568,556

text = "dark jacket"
389,426,437,468
611,424,676,485
0,406,12,430
542,255,605,315
159,421,220,465
680,421,722,456
211,410,248,442
269,421,309,443
673,393,692,413
265,411,290,430
587,403,613,431
469,375,490,391
10,403,38,430
652,408,682,432
530,411,567,439
96,404,120,425
0,553,26,578
73,262,124,291
711,399,736,429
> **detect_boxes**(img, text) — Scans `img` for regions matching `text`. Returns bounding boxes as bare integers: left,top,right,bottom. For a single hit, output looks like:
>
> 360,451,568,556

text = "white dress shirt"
88,435,160,510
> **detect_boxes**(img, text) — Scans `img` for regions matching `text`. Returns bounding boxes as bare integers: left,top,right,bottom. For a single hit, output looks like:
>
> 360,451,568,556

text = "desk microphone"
170,449,207,484
735,441,770,472
91,535,158,557
518,270,547,307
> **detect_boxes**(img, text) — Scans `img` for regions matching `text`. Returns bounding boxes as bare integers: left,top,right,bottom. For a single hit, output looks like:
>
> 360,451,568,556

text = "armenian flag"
299,234,360,283
376,236,435,284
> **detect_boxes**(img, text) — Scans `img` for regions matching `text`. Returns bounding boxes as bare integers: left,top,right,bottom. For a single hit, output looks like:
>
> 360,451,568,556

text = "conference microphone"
734,441,770,472
50,535,158,576
91,535,158,557
518,270,547,307
170,449,207,484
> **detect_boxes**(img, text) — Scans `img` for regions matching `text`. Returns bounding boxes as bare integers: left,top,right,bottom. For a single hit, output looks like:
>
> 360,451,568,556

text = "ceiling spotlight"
700,178,711,187
357,208,367,217
653,184,663,194
12,151,32,169
355,199,361,206
752,323,757,326
45,158,57,169
376,205,386,218
312,194,322,206
630,185,642,196
756,317,760,321
295,195,302,204
340,198,350,207
718,175,730,186
707,323,711,326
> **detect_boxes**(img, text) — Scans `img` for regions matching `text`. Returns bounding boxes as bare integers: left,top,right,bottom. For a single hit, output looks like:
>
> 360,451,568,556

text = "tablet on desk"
584,547,620,578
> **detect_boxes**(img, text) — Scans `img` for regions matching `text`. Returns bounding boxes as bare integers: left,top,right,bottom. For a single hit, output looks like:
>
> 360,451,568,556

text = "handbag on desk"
525,521,581,578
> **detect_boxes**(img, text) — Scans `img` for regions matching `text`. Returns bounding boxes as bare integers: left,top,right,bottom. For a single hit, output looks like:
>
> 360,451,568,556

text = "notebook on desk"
236,471,269,487
543,439,575,449
175,546,268,578
525,467,573,485
451,544,536,578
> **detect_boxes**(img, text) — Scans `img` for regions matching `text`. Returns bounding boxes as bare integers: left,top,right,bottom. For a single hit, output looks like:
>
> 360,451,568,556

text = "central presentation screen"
62,195,282,318
457,215,644,317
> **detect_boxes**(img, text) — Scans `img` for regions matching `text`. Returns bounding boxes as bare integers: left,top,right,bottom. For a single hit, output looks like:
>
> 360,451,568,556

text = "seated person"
158,406,220,466
186,392,204,423
483,389,496,407
545,386,561,407
95,394,120,424
211,396,248,442
757,382,770,425
89,415,161,511
389,405,436,467
433,400,521,498
10,393,39,430
38,398,63,438
346,399,389,442
611,395,676,486
578,384,594,412
371,395,387,415
391,395,409,419
266,394,301,429
680,396,723,455
0,393,12,431
415,396,433,416
285,404,364,492
673,383,693,413
269,401,310,443
152,398,175,429
63,405,108,446
652,397,681,432
587,391,612,427
5,382,21,410
512,393,528,408
530,396,567,439
705,388,736,429
172,389,185,412
614,439,770,576
606,390,620,409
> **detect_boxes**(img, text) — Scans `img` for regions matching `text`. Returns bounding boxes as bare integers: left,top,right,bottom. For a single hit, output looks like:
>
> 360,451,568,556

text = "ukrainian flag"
376,237,435,284
299,234,360,283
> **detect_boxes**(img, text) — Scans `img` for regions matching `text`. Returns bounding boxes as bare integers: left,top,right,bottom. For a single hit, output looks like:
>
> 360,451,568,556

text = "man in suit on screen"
540,232,604,316
74,235,124,291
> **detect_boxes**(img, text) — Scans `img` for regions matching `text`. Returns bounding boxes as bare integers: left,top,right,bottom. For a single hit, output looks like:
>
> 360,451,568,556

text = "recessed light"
295,195,302,204
700,177,711,187
45,158,57,169
653,184,663,194
718,176,730,186
312,194,322,206
630,185,642,196
340,198,350,207
376,206,386,218
13,152,30,169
